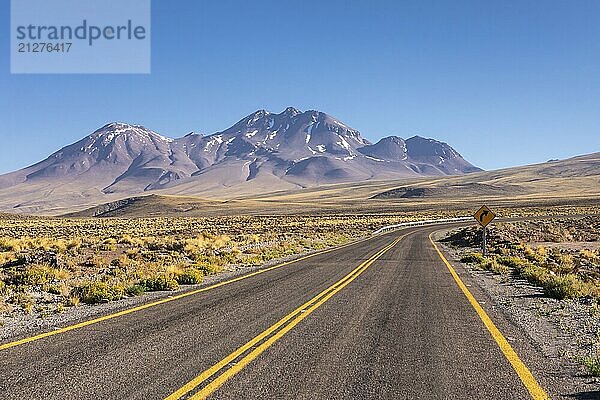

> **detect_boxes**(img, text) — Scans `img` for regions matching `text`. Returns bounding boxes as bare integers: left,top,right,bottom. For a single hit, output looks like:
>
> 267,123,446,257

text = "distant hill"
370,152,600,200
0,107,480,214
66,153,600,218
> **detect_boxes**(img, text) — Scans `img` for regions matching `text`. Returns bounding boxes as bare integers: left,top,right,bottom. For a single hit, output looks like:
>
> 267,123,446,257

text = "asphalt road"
0,225,547,399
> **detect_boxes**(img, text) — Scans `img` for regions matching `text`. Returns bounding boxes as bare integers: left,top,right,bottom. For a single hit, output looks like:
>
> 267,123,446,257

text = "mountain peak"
358,136,407,160
281,106,301,117
405,135,460,160
91,122,173,143
251,109,270,118
101,121,137,129
95,122,151,133
406,135,431,141
233,109,272,129
94,122,147,135
406,135,447,145
379,136,405,144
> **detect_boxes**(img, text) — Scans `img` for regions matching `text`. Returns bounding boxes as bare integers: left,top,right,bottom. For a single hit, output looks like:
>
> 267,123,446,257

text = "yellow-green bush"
487,260,511,275
520,264,550,287
194,262,222,276
0,237,23,252
11,265,55,286
543,274,582,300
12,292,34,313
524,246,546,263
584,356,600,377
175,269,204,285
461,252,486,265
140,276,179,291
125,284,146,296
580,249,599,263
71,281,125,304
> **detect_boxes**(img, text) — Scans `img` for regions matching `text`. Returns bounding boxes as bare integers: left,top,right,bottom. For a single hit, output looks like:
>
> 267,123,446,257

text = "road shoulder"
432,229,600,400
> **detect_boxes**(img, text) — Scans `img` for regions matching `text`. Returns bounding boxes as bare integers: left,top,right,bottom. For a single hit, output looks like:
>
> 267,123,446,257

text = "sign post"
474,205,496,257
482,226,487,257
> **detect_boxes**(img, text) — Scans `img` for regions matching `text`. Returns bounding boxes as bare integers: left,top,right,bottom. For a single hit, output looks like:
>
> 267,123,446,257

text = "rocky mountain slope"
0,107,481,214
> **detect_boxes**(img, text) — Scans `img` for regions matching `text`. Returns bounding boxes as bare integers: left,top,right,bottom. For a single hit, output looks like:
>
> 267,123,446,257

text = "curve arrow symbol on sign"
479,210,489,223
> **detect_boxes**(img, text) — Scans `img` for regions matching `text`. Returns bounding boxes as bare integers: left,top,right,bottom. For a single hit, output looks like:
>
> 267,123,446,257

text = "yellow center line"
0,235,376,352
428,233,549,400
165,234,406,400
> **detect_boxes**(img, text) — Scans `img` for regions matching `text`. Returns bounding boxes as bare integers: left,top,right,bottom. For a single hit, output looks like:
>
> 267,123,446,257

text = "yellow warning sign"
474,205,496,227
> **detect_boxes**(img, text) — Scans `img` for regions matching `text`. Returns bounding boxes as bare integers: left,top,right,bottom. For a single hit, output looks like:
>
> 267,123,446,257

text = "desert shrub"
141,276,179,291
483,259,510,275
164,262,185,277
125,284,146,296
126,248,141,258
584,356,600,377
175,269,204,285
99,238,118,251
46,282,69,296
11,264,54,286
183,234,230,255
0,280,5,294
324,234,350,246
142,237,161,251
10,264,71,287
580,249,599,263
498,256,530,270
245,234,260,244
84,255,111,268
52,267,71,280
524,246,546,263
536,246,548,258
0,237,23,252
118,235,135,245
461,253,486,264
194,262,222,276
585,284,600,298
49,239,67,253
17,237,68,253
66,295,80,307
110,254,134,268
12,292,34,313
0,298,13,314
161,238,185,253
520,264,549,287
65,238,82,251
71,281,125,304
543,274,581,300
211,235,231,249
495,247,510,256
0,252,16,266
556,254,576,274
183,237,208,255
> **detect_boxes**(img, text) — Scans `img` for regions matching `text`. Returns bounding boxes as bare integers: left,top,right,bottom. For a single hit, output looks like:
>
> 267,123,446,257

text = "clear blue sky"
1,0,599,173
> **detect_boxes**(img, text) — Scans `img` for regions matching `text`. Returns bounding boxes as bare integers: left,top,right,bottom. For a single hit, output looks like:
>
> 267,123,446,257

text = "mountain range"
0,107,481,214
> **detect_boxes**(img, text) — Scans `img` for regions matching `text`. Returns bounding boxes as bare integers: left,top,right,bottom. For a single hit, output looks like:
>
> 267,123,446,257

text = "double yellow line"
165,234,406,400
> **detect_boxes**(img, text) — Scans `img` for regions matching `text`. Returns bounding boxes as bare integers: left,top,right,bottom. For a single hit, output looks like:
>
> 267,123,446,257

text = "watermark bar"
10,0,151,74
